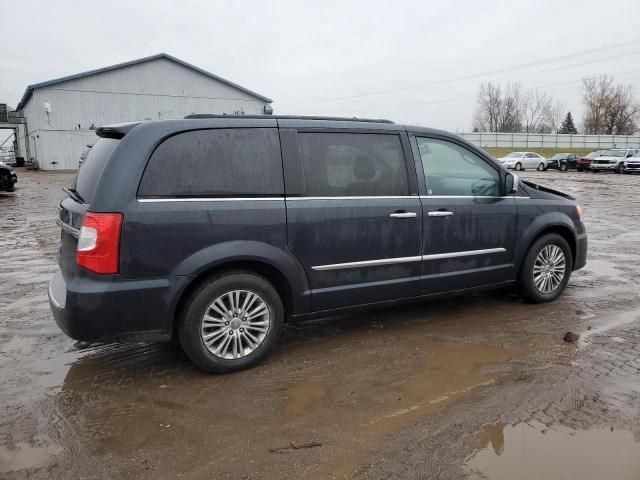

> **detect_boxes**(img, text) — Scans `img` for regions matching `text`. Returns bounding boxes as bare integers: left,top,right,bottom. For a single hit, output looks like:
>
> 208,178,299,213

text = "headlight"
576,205,585,222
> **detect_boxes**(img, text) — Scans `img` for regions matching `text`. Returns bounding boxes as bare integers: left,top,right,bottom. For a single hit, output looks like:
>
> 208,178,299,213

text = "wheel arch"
170,242,311,333
516,218,578,276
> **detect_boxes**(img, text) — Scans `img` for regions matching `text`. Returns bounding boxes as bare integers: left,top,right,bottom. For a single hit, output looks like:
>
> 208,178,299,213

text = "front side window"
138,128,283,197
298,133,409,196
416,137,500,197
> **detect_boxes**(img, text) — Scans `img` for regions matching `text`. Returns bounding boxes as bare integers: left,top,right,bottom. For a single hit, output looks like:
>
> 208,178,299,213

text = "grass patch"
483,147,596,159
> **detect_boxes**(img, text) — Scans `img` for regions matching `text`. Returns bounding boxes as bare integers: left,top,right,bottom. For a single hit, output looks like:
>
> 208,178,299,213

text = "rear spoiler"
96,121,143,139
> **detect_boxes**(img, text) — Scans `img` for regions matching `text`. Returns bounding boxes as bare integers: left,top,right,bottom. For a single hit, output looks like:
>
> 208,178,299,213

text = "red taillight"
76,212,123,274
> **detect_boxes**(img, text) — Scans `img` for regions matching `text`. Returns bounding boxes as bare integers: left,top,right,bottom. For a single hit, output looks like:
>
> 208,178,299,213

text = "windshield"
550,154,566,160
601,149,626,157
72,138,120,203
506,153,523,158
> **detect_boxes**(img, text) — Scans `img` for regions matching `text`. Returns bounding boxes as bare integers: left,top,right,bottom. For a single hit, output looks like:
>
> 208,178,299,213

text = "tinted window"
73,138,119,203
298,133,409,196
416,137,500,196
139,128,283,197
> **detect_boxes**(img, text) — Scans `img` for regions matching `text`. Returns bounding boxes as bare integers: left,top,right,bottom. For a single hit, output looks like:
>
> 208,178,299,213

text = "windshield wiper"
63,187,85,204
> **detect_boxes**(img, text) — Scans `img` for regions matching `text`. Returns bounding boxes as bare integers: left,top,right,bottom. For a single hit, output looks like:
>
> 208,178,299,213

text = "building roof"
16,53,272,110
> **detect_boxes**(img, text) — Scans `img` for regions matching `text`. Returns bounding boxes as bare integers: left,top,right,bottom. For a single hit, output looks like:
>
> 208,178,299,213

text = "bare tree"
472,81,522,132
582,75,640,135
547,100,566,134
520,90,552,133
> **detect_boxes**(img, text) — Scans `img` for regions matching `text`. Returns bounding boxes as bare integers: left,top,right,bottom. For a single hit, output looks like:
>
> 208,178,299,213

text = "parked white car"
496,152,548,171
590,148,640,173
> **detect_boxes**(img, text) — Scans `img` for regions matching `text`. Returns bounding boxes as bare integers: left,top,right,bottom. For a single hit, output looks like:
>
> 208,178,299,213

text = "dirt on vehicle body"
1,169,640,479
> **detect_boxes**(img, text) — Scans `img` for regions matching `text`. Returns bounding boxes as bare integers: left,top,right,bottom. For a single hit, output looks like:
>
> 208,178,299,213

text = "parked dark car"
49,116,588,373
546,153,579,171
0,161,17,192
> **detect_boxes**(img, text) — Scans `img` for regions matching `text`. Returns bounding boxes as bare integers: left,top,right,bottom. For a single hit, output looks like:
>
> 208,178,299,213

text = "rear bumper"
574,232,588,271
48,270,190,342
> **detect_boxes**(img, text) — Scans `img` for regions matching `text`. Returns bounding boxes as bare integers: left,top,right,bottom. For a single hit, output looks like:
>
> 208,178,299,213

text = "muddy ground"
1,168,640,479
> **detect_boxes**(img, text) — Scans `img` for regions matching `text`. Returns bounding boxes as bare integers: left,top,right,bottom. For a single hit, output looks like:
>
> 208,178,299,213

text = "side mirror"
504,172,519,195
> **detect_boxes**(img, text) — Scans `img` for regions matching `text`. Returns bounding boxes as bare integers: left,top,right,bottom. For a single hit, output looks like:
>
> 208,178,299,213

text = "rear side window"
298,132,409,196
74,138,120,203
138,128,283,197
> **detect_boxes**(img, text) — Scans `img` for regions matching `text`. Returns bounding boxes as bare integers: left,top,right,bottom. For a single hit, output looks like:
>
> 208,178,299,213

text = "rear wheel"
577,168,584,172
537,163,546,171
179,272,284,373
515,162,523,171
518,233,573,303
559,163,568,172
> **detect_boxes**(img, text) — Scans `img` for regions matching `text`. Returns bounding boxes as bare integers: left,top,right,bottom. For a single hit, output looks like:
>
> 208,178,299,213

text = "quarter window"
298,133,409,196
416,137,500,197
138,128,283,197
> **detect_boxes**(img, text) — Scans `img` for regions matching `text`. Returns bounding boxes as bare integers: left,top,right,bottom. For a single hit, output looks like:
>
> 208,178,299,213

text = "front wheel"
515,162,523,171
179,272,284,373
616,164,624,174
559,163,568,172
518,233,573,303
537,163,546,171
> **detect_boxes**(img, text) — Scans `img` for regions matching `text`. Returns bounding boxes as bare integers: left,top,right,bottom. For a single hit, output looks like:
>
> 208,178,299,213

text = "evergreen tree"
558,112,578,134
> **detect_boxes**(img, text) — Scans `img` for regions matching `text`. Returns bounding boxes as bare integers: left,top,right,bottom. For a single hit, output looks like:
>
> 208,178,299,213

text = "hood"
522,180,574,200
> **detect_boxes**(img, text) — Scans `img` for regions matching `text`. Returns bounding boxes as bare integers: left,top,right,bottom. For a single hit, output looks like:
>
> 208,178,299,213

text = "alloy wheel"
200,290,271,359
533,245,566,294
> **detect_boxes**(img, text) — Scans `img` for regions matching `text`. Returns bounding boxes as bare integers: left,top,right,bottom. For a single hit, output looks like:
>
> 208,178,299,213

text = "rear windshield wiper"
63,187,85,204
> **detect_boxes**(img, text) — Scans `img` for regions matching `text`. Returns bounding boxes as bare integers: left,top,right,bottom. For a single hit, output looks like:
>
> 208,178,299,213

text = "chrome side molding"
311,248,507,271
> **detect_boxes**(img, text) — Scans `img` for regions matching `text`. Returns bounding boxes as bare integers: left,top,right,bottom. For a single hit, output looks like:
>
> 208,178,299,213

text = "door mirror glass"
504,173,519,194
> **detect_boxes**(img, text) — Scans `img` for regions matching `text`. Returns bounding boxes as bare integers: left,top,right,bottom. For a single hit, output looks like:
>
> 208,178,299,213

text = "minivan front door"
284,130,422,312
412,136,518,294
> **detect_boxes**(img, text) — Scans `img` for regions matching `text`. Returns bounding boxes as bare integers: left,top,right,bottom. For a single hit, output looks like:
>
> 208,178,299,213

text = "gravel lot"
1,168,640,479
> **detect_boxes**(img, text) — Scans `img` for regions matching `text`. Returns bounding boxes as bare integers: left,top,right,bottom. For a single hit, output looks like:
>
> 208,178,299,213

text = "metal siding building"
15,54,273,170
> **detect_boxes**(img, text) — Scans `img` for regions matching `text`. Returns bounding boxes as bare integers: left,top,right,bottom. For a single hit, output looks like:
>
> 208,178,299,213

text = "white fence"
460,132,640,149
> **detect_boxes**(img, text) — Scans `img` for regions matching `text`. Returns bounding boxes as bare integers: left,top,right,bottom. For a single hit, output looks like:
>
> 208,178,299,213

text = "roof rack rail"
183,114,394,124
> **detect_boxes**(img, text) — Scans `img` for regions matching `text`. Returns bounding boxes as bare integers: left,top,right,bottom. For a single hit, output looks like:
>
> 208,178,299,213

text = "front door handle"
389,211,417,219
428,211,454,217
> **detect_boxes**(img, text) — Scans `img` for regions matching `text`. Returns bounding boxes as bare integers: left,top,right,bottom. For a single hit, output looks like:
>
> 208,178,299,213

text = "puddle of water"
579,307,640,347
465,423,640,480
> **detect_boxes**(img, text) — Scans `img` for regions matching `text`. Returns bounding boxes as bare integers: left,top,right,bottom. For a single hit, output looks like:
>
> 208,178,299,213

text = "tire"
179,271,284,373
592,169,599,173
537,163,546,171
623,170,631,174
577,168,584,172
616,164,624,174
518,233,573,303
559,163,568,172
515,162,523,171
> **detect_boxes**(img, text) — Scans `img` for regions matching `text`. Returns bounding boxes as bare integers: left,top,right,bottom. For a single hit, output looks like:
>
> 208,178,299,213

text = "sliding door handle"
428,211,454,217
389,211,417,219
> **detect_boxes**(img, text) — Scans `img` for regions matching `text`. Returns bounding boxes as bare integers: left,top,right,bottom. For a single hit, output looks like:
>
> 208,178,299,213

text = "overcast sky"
1,0,640,145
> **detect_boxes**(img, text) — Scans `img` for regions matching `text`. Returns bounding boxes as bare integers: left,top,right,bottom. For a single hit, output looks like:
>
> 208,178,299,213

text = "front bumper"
590,163,617,170
48,270,189,342
623,163,640,172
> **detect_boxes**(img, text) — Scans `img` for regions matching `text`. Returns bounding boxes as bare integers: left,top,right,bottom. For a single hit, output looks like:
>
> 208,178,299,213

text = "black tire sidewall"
519,233,573,303
179,273,284,373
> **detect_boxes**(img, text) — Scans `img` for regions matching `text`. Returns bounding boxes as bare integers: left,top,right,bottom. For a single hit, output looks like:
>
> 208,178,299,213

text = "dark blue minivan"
49,116,587,372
